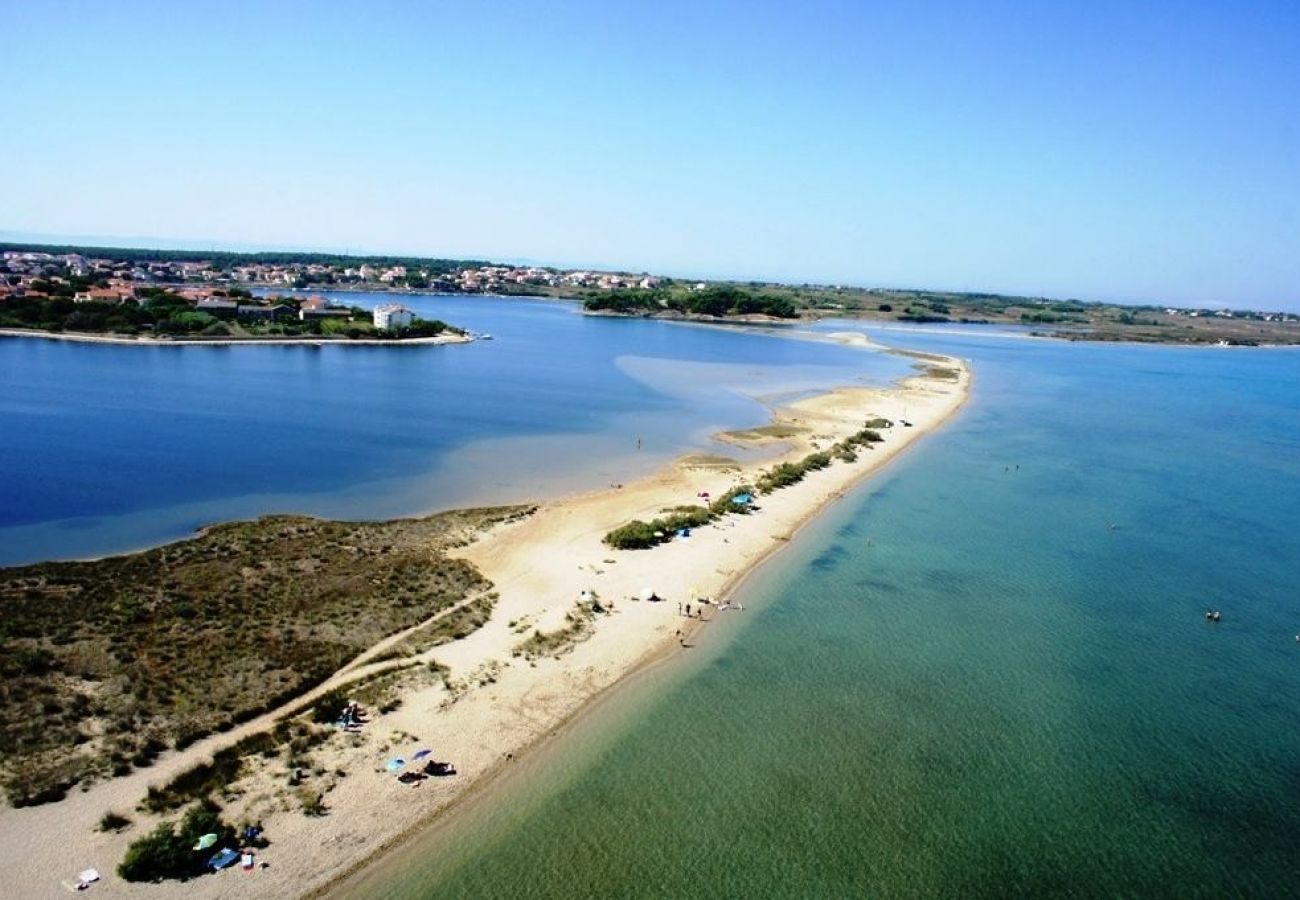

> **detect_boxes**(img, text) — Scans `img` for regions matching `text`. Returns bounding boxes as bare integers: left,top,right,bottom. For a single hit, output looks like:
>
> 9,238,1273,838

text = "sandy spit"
0,352,969,900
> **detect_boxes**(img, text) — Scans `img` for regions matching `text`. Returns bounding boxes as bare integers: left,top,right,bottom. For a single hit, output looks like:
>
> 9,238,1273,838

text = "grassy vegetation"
0,506,531,807
513,602,598,660
721,423,808,441
382,593,499,658
140,719,330,814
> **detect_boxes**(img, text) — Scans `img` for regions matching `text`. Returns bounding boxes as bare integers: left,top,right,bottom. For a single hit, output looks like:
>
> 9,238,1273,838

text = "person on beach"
686,603,692,617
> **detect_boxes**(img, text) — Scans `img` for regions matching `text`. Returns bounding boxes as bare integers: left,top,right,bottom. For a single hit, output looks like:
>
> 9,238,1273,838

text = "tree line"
585,285,798,318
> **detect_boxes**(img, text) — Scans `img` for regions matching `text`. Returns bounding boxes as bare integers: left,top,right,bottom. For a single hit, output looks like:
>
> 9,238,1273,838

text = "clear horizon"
6,1,1298,310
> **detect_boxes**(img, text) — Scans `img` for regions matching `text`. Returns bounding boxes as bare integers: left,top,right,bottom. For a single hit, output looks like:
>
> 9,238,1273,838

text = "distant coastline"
0,327,473,347
6,240,1298,345
581,308,799,326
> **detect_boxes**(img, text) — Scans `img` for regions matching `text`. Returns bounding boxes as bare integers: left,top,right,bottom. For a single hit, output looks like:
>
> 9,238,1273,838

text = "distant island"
3,241,1298,345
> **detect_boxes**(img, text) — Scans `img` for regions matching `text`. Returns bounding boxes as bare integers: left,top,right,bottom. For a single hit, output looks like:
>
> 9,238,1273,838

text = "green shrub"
657,506,712,531
98,810,132,833
604,520,662,550
804,451,832,471
119,823,195,882
310,690,347,725
709,486,756,517
757,462,806,493
118,801,234,882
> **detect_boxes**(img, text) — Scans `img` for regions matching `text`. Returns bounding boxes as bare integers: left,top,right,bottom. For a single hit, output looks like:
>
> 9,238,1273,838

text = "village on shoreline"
4,242,1299,346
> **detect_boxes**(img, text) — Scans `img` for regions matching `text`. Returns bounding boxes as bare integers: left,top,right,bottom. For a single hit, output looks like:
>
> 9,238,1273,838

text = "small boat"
479,333,494,340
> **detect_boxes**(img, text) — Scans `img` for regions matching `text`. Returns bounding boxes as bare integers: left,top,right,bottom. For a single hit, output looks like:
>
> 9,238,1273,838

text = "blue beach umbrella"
385,758,406,772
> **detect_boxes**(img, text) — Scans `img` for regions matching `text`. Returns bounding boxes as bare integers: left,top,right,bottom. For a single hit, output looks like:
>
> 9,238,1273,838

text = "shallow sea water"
338,333,1300,899
0,296,907,564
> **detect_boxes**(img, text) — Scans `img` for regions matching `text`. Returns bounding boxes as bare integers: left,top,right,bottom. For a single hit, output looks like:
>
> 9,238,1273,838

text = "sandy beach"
0,348,968,899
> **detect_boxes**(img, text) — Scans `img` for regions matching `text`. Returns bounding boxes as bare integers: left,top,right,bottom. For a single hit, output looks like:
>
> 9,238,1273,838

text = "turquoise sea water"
0,296,907,565
5,305,1298,896
337,332,1300,898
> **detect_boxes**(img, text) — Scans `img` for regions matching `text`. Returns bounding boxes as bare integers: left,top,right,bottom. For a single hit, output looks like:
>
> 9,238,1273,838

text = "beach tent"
731,493,753,506
412,749,433,760
208,848,240,871
193,833,219,851
386,758,406,772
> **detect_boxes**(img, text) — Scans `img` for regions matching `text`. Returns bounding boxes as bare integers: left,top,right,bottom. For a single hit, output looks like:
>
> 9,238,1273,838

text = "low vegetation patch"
0,506,531,806
142,717,333,814
513,602,598,660
98,810,133,833
721,423,807,442
603,417,895,550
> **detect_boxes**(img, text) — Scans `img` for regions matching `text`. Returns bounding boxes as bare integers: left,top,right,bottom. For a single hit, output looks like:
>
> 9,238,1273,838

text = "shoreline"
0,349,969,900
320,357,974,899
0,328,472,347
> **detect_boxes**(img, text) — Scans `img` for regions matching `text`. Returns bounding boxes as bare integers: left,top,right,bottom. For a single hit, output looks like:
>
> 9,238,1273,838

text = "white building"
373,304,414,330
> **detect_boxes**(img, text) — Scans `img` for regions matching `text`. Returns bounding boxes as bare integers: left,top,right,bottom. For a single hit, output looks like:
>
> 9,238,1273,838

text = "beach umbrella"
412,749,432,760
386,758,406,772
193,833,219,851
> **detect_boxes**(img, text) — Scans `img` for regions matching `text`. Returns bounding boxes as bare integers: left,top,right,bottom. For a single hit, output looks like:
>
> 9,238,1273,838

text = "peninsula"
0,285,463,345
0,343,969,898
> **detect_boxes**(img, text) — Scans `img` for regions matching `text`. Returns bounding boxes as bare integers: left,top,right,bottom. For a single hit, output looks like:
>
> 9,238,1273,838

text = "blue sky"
4,1,1298,309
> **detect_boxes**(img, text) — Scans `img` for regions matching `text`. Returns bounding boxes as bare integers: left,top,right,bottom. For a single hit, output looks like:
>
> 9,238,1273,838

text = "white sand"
0,352,969,899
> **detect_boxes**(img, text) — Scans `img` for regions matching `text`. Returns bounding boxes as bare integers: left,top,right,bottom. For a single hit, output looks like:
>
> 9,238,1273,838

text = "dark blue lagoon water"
337,333,1300,899
0,295,909,564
